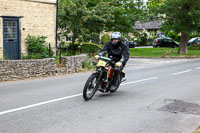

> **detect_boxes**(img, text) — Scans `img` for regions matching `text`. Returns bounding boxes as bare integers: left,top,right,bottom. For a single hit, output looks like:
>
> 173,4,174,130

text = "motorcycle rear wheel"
83,73,99,101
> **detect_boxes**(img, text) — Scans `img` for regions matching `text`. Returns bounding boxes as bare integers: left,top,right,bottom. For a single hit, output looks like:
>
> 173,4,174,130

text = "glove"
94,55,99,60
115,62,122,67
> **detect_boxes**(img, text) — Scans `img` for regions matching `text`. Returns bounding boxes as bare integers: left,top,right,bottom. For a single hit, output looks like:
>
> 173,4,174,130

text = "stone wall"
0,55,88,82
58,54,88,74
0,58,56,81
0,0,56,58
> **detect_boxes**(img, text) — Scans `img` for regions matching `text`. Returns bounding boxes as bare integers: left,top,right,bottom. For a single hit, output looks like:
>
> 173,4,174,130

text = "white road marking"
196,67,200,70
121,77,158,86
0,77,158,116
172,70,191,75
0,93,82,116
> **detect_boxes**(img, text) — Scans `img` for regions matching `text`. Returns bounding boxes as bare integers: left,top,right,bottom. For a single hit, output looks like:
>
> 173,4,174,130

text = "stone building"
0,0,57,60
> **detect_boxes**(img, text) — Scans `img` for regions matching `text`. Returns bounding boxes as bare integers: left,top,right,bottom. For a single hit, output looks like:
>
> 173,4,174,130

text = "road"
0,58,200,133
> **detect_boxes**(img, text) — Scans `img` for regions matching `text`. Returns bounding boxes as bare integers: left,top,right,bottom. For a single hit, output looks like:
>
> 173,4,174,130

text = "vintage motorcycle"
83,55,125,101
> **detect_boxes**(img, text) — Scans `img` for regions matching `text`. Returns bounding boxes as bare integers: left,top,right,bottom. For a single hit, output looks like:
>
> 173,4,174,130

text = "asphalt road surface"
0,58,200,133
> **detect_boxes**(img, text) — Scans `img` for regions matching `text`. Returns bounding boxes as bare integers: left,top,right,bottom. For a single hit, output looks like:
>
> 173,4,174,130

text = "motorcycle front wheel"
83,73,99,101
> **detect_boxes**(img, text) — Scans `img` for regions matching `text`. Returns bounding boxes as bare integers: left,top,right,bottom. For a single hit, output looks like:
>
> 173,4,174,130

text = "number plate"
193,44,200,47
97,60,106,67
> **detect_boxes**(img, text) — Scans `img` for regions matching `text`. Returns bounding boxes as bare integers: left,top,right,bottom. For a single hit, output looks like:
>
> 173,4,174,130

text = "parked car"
125,41,135,48
153,37,179,48
188,37,200,47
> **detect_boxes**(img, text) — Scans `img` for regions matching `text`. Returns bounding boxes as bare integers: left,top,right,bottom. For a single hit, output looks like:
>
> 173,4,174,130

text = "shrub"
82,59,95,70
25,35,53,59
81,42,102,56
165,31,181,42
189,33,200,39
101,34,110,45
59,42,102,56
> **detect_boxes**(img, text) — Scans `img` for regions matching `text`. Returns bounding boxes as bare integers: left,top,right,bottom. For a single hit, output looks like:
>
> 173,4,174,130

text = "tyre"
83,73,99,101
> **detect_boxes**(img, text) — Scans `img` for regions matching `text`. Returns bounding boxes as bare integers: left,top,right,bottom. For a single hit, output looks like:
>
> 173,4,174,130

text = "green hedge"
81,42,102,55
61,42,102,56
101,34,110,45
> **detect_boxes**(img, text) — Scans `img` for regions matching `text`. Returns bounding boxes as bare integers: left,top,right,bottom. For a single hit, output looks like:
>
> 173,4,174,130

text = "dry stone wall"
0,54,88,81
59,54,87,73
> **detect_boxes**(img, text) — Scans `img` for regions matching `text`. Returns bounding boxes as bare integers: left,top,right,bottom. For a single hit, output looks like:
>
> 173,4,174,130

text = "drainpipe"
56,0,58,50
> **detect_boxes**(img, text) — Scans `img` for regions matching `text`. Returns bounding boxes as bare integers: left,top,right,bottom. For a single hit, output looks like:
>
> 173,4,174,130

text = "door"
3,18,20,60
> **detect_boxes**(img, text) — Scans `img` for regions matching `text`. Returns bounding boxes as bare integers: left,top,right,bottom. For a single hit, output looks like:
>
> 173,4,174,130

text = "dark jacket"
100,41,129,65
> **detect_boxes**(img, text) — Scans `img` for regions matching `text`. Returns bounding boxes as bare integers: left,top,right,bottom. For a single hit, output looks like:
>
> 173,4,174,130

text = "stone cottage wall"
0,0,56,58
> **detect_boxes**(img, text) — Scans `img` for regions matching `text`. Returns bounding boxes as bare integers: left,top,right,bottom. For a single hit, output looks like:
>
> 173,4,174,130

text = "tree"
148,0,200,54
106,0,146,33
58,0,146,50
58,0,113,50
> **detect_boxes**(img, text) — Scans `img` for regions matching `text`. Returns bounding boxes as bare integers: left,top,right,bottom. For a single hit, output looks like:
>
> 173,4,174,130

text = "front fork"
93,67,110,92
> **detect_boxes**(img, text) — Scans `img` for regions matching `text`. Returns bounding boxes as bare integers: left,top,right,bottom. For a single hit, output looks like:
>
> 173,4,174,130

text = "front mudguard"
92,70,101,74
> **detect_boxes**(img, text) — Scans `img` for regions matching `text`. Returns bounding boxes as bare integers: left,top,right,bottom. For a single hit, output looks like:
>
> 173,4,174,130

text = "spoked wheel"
83,73,99,101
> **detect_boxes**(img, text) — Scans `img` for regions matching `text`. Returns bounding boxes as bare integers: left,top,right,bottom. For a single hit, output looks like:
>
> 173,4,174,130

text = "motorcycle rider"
98,32,129,91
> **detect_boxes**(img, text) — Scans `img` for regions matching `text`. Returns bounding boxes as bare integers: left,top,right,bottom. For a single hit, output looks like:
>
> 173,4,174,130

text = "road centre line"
196,67,200,70
0,94,82,116
0,77,158,116
120,77,158,86
172,69,191,75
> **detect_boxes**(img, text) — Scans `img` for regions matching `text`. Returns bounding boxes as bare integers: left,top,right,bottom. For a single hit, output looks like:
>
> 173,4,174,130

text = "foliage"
148,0,200,54
189,32,200,39
134,29,149,46
101,34,110,45
58,0,146,50
25,35,53,59
59,42,102,56
58,0,113,50
106,0,146,33
81,42,102,55
165,31,181,42
82,59,96,70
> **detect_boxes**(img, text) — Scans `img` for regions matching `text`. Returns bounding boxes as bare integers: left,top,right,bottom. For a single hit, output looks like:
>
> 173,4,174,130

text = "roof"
22,0,57,4
134,21,162,30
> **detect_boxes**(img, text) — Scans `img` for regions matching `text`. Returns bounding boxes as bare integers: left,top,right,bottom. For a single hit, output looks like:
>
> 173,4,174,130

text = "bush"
81,42,102,56
165,31,181,42
59,42,102,56
189,33,200,39
25,35,53,59
101,34,110,45
82,59,95,70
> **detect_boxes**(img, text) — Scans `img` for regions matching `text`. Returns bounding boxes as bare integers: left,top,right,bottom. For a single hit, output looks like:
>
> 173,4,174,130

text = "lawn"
167,48,200,57
129,48,171,57
129,48,200,58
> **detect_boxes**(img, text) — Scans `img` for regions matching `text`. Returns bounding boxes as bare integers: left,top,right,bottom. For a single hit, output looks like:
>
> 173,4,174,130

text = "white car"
188,37,200,47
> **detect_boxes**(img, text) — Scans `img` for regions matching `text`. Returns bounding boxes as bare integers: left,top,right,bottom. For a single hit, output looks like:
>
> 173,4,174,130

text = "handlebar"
100,56,111,61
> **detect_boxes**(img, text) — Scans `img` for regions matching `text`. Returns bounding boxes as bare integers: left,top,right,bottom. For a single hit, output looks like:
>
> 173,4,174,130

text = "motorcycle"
83,55,125,101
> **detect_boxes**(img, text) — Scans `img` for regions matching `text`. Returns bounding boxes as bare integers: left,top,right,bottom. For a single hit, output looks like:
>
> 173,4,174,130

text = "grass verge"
130,48,200,58
167,48,200,57
129,48,172,58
